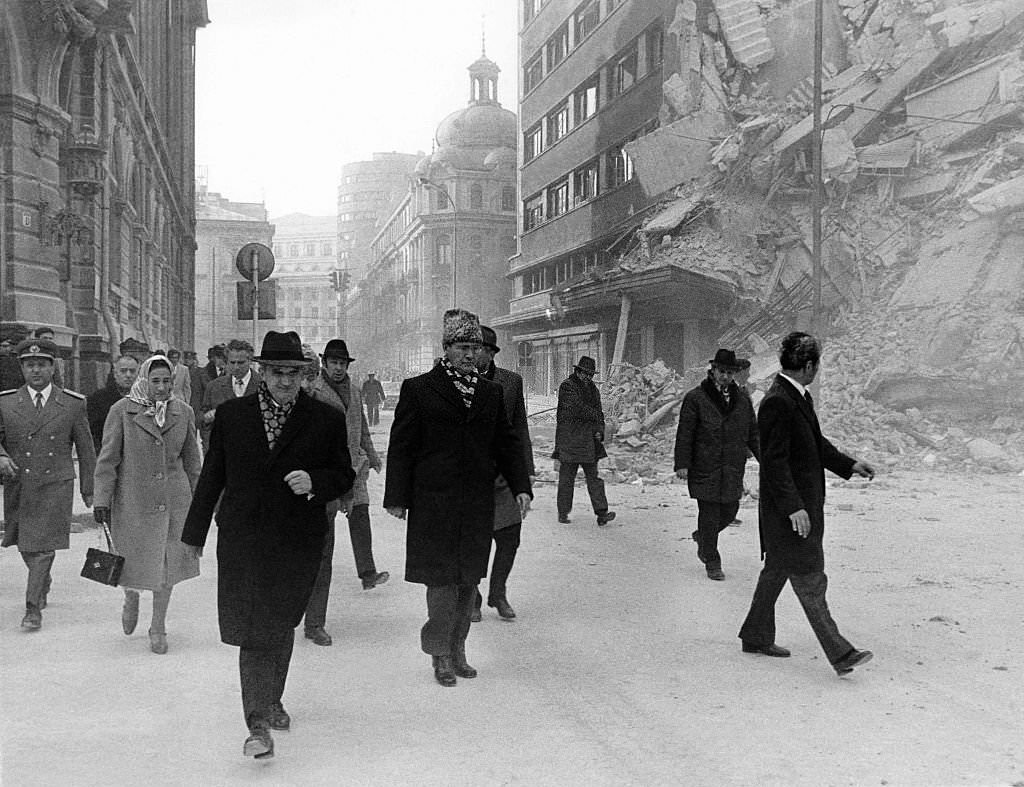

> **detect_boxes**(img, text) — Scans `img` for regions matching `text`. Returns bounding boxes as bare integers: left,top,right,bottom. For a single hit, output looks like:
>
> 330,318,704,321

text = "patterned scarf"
257,380,296,449
439,356,478,409
127,355,176,428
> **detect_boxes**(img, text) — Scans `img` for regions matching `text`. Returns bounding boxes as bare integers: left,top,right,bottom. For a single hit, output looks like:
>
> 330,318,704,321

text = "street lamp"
418,176,457,308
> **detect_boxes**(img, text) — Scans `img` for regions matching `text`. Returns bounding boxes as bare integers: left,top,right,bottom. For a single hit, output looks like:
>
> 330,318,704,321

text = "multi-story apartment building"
0,1,209,392
193,187,274,353
270,214,339,350
497,0,731,394
337,152,421,284
347,52,517,376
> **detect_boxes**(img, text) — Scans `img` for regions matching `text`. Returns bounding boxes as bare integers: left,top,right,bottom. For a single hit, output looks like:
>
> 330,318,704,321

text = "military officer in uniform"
0,339,96,630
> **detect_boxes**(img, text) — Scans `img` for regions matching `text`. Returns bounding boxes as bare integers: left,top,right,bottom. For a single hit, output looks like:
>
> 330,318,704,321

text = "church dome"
435,104,516,150
483,146,516,170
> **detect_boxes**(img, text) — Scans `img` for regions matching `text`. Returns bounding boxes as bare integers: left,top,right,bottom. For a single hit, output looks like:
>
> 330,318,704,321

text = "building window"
646,25,664,71
524,54,543,94
502,186,516,212
523,0,543,24
433,185,451,211
304,242,316,256
546,23,569,71
289,244,299,257
524,123,544,161
574,0,600,42
547,179,569,218
573,159,598,204
524,194,544,231
311,307,319,319
554,258,572,284
321,242,333,256
608,45,638,99
470,183,483,210
573,77,599,125
548,101,570,145
523,267,549,295
606,142,634,188
436,234,451,266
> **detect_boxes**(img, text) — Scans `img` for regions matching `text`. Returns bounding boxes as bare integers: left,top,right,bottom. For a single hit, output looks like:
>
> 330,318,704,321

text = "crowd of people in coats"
0,308,878,760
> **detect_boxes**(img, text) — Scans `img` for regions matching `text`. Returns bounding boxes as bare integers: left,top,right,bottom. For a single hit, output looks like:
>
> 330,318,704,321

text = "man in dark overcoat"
200,339,259,454
182,331,354,759
471,325,535,621
674,349,760,581
0,339,96,630
553,356,615,526
384,309,532,687
86,354,139,454
361,372,386,426
738,331,876,676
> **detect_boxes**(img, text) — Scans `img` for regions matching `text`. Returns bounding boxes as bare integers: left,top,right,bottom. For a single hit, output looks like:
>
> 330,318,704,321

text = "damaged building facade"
1,1,208,391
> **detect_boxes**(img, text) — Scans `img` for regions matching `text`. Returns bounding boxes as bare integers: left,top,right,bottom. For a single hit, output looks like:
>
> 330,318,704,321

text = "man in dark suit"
384,309,532,687
200,340,258,453
471,325,535,621
86,354,139,454
738,331,876,676
361,372,386,426
182,331,354,759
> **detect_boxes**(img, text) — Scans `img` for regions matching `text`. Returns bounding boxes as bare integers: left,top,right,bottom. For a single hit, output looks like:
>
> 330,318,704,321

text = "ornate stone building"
269,213,338,350
347,51,518,376
0,0,208,392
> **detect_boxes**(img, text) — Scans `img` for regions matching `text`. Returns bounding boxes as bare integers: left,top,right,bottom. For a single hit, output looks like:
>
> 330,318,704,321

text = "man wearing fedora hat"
674,349,760,581
182,330,354,759
300,337,389,646
0,339,96,630
553,356,615,526
385,309,532,687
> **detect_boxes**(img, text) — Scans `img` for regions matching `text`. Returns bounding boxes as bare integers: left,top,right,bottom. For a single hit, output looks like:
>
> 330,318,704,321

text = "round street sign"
235,243,275,282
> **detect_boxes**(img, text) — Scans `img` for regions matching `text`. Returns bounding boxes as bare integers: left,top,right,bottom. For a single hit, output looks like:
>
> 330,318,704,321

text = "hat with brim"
15,339,58,362
573,355,598,375
480,325,500,353
254,330,310,367
321,338,355,362
709,348,747,371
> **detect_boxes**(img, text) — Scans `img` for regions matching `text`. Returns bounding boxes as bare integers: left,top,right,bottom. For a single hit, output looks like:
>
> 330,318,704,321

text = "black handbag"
80,521,125,586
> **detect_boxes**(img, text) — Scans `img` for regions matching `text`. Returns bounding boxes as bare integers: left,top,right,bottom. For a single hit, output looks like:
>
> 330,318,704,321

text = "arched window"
470,183,483,210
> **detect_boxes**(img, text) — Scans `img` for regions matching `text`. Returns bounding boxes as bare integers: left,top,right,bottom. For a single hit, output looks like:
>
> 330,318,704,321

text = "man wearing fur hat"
385,309,532,687
674,349,760,581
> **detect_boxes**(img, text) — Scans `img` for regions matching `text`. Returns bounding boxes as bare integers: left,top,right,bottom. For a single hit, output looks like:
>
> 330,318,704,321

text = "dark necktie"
804,391,813,409
35,392,43,413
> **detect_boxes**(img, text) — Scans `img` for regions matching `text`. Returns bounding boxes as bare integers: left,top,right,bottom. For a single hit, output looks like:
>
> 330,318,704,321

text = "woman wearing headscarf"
93,354,202,654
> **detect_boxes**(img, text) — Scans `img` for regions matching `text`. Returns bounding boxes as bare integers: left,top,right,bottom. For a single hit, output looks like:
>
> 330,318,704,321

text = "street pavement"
2,410,1022,786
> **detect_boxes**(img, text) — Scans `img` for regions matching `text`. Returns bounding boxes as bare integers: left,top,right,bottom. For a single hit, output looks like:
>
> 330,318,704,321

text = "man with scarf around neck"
674,349,760,581
0,339,96,630
384,309,532,687
182,331,354,760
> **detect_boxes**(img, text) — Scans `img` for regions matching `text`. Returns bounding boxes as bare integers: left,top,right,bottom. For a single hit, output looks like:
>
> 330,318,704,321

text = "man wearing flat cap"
182,330,354,760
385,309,532,687
553,356,616,527
674,349,760,581
301,338,388,647
0,339,96,630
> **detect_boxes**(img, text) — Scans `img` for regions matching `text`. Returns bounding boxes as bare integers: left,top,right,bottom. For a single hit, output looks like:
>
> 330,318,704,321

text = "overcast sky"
195,0,518,218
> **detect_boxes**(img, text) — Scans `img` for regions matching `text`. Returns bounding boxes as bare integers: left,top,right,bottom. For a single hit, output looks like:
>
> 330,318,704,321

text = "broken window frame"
573,76,599,126
573,0,600,43
605,142,634,189
608,44,638,100
523,194,544,231
573,158,599,204
645,24,664,72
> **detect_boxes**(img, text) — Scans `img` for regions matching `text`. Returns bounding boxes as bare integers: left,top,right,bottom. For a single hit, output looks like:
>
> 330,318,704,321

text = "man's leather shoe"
706,568,725,581
470,607,482,623
833,648,873,675
268,703,290,731
596,510,616,526
21,606,41,631
558,513,571,524
149,630,168,654
243,723,274,759
432,655,457,687
742,641,791,657
361,570,390,590
489,597,516,619
304,626,332,646
451,646,477,679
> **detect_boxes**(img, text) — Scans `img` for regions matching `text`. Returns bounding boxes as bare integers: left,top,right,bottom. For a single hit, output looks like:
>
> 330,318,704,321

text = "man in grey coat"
0,339,96,630
674,349,760,581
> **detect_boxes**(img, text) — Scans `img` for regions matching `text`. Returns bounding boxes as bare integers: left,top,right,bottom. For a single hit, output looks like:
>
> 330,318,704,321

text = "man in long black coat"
182,331,353,759
384,309,532,687
86,354,139,454
674,349,759,581
738,331,876,676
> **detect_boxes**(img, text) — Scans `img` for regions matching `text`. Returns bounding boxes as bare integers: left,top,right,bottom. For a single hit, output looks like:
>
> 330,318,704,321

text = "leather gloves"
93,506,110,525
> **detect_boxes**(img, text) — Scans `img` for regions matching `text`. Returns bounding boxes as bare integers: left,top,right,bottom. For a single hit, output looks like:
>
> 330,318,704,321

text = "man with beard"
182,331,353,759
87,355,140,454
674,349,760,581
385,309,531,686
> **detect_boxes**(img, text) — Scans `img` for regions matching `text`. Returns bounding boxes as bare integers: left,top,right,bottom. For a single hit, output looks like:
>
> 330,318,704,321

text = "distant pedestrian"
472,325,534,621
674,349,760,581
86,355,139,454
553,356,615,526
303,339,389,646
199,340,258,454
93,355,202,654
0,339,95,630
384,309,531,687
361,372,385,426
182,331,353,759
166,349,192,404
738,331,876,676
